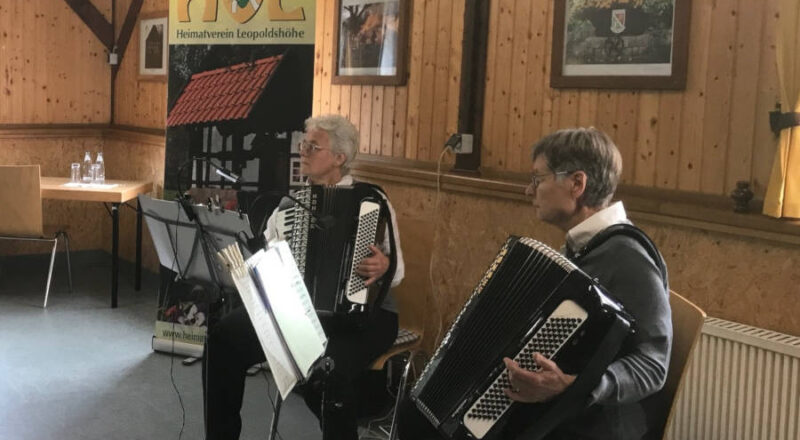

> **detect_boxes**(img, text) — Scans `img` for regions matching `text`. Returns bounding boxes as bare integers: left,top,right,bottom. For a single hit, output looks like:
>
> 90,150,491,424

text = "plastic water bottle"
95,152,105,183
82,151,93,182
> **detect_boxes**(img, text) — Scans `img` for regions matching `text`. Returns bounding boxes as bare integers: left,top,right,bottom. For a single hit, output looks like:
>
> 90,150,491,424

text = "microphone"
281,193,336,230
175,157,242,222
205,160,241,183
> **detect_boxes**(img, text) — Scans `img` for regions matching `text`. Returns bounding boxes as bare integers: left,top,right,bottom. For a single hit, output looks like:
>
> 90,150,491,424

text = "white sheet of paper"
231,251,299,399
251,241,327,379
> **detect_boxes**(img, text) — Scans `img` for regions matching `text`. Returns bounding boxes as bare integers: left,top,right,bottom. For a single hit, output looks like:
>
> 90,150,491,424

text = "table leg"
135,201,142,291
112,202,119,308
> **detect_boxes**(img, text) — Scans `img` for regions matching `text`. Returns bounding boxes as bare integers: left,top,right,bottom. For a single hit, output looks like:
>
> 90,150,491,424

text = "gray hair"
531,127,622,208
305,114,359,173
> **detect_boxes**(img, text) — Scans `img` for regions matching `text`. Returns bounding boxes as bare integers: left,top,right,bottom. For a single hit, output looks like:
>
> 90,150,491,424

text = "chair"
646,290,706,439
0,165,73,307
367,217,432,439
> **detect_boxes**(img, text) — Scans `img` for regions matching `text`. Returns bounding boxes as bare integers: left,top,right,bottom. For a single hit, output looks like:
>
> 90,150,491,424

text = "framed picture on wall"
138,12,168,81
332,0,410,86
550,0,691,89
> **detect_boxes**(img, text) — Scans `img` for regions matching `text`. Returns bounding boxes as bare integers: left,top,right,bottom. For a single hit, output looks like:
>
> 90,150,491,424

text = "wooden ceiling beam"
63,0,114,49
112,0,144,78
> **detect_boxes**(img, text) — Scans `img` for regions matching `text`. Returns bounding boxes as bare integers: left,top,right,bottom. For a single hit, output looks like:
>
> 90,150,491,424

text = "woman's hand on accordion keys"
356,245,390,286
503,353,576,403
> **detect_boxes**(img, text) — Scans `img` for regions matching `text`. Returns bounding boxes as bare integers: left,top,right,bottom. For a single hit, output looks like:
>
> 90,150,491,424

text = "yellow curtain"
763,0,800,218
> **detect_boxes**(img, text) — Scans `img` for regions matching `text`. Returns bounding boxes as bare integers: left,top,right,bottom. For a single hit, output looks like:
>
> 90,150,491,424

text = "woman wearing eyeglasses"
203,114,404,440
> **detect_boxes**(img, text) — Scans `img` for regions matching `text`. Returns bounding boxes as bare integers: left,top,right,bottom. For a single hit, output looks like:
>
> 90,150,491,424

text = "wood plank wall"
476,0,781,198
0,0,111,124
113,0,169,129
313,0,781,198
312,0,465,162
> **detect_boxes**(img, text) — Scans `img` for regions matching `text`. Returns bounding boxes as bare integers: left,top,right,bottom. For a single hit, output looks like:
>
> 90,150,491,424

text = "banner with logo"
170,0,315,45
153,0,316,357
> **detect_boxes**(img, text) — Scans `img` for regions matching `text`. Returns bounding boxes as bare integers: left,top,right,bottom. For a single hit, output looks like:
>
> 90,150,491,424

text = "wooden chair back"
648,290,706,439
0,165,43,237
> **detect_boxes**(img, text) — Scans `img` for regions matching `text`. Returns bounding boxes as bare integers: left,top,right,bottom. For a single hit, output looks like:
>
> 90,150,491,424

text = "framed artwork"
551,0,691,89
332,0,410,86
138,12,168,81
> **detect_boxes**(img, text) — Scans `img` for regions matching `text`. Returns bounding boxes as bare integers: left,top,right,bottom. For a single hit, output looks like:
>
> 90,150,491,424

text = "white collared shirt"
564,201,631,256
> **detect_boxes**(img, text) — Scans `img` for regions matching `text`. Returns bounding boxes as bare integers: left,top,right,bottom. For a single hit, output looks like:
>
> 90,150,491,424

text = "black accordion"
275,184,388,317
410,236,634,440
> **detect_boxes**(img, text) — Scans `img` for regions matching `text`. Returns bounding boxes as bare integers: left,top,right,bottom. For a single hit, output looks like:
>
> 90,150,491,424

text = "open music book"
218,241,327,399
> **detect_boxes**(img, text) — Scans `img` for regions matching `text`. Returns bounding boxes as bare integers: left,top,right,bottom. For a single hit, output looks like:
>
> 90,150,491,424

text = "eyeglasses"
530,170,570,188
298,140,328,155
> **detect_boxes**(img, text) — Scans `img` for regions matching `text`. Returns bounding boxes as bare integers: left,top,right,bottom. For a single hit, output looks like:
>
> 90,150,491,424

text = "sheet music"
250,241,327,379
229,250,299,398
220,242,327,399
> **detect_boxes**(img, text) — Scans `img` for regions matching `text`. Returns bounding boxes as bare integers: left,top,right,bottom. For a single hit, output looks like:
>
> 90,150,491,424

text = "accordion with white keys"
410,236,634,440
275,184,389,318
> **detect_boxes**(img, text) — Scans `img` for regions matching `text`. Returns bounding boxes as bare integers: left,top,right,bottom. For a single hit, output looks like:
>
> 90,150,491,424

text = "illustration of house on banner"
166,50,313,196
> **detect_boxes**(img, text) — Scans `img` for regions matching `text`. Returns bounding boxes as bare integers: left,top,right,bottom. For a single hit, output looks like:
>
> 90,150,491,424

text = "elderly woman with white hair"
203,114,404,440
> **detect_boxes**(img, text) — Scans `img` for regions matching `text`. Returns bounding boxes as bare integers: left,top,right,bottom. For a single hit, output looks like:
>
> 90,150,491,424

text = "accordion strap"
353,181,397,312
573,223,667,287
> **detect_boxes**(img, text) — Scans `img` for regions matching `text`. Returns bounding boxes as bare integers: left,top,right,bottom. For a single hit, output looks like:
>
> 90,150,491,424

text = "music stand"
138,194,252,358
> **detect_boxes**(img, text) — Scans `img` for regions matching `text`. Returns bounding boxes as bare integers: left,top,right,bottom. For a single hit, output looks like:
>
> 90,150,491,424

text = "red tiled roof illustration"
167,55,283,127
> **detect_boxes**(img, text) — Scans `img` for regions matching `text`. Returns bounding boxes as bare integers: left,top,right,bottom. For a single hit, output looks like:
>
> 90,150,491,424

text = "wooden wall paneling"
350,85,362,137
750,0,781,197
479,0,500,167
487,0,515,169
594,92,619,141
538,3,556,139
403,0,426,160
312,0,325,116
0,2,8,121
381,86,395,156
558,90,580,130
520,2,550,168
339,84,351,119
415,0,440,162
615,91,640,184
577,91,598,128
21,0,34,123
320,0,334,114
725,0,764,193
505,0,532,173
371,86,384,155
678,0,714,192
445,0,465,144
359,86,372,153
9,0,23,122
393,86,408,157
330,84,341,115
429,0,453,160
699,0,739,195
35,0,48,123
654,92,683,188
634,92,660,186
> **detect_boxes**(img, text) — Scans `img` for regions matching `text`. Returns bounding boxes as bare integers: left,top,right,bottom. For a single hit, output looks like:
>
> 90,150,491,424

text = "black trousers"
202,305,398,440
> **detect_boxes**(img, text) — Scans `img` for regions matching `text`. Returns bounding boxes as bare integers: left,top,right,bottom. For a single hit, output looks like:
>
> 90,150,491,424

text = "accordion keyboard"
276,190,315,276
462,300,588,439
345,201,381,304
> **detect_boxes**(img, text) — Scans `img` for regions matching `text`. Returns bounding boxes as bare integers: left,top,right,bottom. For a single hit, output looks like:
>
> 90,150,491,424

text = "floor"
0,251,395,440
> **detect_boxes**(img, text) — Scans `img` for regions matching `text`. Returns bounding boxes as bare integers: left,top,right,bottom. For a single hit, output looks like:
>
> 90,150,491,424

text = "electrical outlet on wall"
444,133,474,154
457,134,473,154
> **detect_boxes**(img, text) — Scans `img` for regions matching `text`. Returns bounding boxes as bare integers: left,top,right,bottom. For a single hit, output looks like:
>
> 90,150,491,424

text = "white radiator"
665,317,800,440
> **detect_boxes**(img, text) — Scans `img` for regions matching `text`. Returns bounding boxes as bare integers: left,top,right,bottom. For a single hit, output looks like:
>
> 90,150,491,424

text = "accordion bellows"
276,185,386,317
410,236,634,440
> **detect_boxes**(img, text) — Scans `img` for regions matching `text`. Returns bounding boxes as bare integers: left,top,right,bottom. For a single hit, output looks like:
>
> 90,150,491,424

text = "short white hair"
305,114,359,173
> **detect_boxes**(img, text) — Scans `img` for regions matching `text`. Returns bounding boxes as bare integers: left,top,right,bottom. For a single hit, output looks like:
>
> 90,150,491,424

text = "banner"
152,0,316,357
170,0,315,45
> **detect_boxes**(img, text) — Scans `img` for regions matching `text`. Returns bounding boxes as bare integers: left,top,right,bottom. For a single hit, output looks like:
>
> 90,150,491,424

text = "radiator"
665,317,800,440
